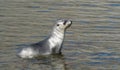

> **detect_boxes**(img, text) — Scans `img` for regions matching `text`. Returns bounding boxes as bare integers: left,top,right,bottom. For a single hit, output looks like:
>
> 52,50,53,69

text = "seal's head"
54,19,72,31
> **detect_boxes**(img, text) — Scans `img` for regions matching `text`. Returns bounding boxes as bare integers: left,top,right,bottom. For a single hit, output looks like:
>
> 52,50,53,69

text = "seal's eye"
57,24,59,26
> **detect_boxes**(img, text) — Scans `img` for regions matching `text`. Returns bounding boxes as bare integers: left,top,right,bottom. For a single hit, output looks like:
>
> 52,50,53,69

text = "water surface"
0,0,120,70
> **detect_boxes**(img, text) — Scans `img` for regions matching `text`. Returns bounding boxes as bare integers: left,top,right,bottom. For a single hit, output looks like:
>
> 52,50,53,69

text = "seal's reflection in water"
18,54,67,70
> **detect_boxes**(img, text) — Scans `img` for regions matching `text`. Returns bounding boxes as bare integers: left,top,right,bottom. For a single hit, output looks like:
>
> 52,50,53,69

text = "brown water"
0,0,120,70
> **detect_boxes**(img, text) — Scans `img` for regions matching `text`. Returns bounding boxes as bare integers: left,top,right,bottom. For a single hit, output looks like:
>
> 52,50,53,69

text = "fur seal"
18,19,72,58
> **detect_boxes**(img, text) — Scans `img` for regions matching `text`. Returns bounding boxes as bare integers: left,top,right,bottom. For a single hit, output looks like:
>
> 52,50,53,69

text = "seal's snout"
63,20,72,25
64,20,72,29
67,20,72,25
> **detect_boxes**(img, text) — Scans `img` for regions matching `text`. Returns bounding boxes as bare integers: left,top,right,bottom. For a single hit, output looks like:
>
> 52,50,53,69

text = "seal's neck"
48,28,65,50
52,28,64,39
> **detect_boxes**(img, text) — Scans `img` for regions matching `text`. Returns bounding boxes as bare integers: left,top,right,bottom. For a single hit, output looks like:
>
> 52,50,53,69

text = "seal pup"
18,19,72,58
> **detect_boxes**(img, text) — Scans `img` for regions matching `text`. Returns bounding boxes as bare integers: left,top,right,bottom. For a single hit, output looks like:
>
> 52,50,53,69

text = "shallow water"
0,0,120,70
